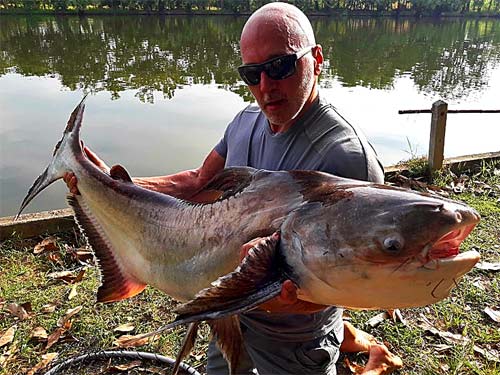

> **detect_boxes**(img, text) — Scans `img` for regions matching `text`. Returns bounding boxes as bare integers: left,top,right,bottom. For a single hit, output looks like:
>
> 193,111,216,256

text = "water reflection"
1,16,500,101
1,15,500,217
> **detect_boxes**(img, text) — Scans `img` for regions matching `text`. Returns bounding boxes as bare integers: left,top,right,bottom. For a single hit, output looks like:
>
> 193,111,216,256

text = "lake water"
1,15,500,217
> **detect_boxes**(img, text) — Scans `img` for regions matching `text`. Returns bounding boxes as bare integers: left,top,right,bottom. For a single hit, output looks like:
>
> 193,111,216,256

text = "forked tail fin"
16,95,88,219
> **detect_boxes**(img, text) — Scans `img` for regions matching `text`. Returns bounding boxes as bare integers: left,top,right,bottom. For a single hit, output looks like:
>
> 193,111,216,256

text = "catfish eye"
383,237,403,252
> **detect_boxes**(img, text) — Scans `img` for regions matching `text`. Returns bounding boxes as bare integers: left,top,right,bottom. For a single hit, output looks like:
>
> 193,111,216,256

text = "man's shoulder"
226,103,264,135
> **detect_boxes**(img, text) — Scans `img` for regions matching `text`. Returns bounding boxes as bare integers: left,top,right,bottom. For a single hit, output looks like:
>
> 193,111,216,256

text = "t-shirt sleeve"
320,138,385,183
214,136,227,159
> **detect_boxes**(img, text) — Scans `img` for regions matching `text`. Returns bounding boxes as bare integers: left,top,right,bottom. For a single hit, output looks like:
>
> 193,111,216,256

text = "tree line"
1,0,499,16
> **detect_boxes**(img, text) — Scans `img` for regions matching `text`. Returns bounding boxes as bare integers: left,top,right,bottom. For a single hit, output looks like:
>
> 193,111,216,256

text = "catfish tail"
16,95,88,218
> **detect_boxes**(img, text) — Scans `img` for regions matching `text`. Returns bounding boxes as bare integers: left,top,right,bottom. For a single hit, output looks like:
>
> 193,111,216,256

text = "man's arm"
64,147,226,201
133,149,225,200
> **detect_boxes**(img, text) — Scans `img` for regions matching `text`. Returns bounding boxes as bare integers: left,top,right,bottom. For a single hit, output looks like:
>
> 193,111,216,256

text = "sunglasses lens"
238,66,261,86
238,53,298,86
267,55,296,80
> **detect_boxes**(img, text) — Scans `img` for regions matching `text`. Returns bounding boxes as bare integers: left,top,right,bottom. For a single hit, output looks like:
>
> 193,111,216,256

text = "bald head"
240,2,316,54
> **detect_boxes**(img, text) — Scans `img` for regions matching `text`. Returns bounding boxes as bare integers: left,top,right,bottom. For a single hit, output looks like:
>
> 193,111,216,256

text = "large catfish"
18,97,480,372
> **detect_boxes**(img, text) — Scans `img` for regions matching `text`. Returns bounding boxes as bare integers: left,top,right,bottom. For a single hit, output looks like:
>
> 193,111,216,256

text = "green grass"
1,162,499,375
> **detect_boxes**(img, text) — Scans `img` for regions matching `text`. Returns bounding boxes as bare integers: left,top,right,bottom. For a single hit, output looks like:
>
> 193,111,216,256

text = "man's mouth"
264,99,286,110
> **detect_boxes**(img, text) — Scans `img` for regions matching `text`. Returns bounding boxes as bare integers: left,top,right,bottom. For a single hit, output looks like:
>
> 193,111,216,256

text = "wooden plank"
429,100,448,172
0,209,75,241
399,109,500,114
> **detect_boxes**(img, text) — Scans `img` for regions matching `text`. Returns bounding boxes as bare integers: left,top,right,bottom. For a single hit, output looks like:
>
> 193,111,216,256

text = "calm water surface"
1,15,500,216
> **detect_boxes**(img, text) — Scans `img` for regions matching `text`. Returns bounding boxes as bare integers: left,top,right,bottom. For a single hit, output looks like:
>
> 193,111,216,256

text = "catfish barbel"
18,97,480,372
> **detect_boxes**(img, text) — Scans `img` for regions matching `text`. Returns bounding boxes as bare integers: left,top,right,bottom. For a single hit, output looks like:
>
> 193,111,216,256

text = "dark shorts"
206,328,340,375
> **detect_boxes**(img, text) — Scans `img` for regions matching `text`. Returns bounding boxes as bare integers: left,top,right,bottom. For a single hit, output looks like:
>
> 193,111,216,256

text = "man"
65,3,402,374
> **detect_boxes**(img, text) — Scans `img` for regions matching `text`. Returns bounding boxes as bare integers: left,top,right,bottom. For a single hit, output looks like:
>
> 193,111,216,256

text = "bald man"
64,2,402,374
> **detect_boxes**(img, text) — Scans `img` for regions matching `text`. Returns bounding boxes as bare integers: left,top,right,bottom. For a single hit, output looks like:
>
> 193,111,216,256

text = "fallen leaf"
431,343,453,352
30,326,48,342
0,340,18,367
343,356,364,374
46,327,65,350
47,270,77,283
366,312,389,328
5,302,29,320
21,301,33,313
113,333,153,348
47,252,64,266
68,285,78,300
484,307,500,323
473,344,500,363
34,237,58,254
26,352,58,375
73,268,86,283
475,262,500,271
0,326,16,347
418,314,469,345
41,303,58,313
114,322,135,333
57,306,82,327
107,360,142,371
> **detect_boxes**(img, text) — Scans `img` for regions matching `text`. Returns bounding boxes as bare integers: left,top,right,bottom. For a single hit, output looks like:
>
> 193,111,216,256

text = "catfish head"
280,172,481,309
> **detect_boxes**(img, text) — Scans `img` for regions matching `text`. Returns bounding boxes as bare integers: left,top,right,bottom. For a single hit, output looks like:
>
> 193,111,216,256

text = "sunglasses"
238,46,314,86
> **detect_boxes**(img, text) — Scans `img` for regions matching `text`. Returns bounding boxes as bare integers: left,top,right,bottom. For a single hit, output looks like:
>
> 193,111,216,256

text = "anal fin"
208,316,243,375
67,194,146,302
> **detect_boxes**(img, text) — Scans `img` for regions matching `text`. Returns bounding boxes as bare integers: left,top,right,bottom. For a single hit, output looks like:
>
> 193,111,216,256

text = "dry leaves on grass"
34,237,58,254
418,314,499,363
113,333,156,348
30,326,49,342
26,352,58,375
113,322,135,333
47,268,86,284
5,302,30,320
43,306,83,350
0,326,16,348
107,360,143,372
343,357,365,374
484,307,500,323
475,261,500,271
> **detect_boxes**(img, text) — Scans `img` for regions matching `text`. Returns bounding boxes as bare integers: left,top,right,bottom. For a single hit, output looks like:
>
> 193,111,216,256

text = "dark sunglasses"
238,46,314,86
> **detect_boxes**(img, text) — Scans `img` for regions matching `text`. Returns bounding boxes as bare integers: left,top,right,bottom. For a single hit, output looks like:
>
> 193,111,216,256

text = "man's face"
240,35,318,133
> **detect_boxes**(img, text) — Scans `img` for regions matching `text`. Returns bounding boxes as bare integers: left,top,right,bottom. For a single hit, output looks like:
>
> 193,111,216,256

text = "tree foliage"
1,0,499,15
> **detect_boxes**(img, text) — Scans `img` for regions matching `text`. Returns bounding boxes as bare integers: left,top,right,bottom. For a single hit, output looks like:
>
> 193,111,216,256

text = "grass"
1,161,499,375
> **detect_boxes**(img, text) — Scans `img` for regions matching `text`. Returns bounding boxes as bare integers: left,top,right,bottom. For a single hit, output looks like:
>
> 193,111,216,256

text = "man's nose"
259,71,276,92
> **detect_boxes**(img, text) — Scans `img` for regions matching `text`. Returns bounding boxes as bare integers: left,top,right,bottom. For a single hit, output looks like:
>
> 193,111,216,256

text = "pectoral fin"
174,233,284,321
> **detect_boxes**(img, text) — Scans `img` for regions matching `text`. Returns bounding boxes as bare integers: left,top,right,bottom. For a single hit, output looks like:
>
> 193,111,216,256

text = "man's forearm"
133,169,204,199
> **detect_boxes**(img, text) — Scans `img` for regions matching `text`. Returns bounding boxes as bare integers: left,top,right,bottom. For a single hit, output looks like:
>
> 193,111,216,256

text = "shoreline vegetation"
1,0,500,18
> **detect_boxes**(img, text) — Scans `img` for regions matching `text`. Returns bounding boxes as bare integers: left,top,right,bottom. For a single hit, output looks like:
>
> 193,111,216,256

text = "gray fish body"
18,97,481,310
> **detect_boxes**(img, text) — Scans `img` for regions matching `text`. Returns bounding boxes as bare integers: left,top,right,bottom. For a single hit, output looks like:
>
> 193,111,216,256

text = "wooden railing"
398,101,500,172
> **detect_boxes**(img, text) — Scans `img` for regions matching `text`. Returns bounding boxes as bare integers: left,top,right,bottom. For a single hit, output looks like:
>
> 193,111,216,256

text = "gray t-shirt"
213,95,384,342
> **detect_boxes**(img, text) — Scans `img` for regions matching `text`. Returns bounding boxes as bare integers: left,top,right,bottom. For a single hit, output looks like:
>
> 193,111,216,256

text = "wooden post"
429,100,448,172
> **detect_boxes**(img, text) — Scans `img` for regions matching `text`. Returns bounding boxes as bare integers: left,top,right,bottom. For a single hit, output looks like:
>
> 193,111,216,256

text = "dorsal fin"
109,164,133,183
202,167,256,201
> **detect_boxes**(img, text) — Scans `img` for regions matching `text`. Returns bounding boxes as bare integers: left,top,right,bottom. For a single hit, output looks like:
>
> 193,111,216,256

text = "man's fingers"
83,146,109,171
63,172,80,195
280,280,298,304
238,231,280,262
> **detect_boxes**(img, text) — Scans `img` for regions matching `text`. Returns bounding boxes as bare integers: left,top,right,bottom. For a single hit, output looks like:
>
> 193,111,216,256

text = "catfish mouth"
419,222,479,269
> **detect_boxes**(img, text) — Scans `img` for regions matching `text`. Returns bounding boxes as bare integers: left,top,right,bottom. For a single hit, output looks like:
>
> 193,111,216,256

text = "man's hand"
239,234,328,315
63,146,110,195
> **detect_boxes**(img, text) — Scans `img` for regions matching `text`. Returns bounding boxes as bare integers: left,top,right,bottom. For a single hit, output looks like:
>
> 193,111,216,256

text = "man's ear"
313,44,324,75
